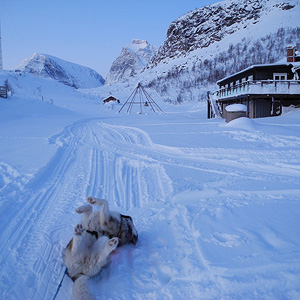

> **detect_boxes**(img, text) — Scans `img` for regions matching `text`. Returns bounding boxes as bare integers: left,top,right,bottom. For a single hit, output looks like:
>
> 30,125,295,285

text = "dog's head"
119,215,138,246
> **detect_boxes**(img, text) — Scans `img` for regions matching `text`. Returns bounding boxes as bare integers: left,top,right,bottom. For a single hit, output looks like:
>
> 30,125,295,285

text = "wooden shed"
103,96,120,104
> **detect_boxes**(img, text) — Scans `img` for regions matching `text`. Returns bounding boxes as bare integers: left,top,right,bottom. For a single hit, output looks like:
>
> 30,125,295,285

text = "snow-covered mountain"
141,0,300,102
148,0,298,67
15,53,105,89
105,39,157,84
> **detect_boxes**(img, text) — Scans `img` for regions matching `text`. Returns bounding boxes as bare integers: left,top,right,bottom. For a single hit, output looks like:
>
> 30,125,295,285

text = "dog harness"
86,230,99,239
119,214,137,245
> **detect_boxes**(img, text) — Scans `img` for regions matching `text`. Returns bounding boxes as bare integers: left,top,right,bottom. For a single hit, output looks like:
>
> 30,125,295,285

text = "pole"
0,4,3,71
0,32,3,71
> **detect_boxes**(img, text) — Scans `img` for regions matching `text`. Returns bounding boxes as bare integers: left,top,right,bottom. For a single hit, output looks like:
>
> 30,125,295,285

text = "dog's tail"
73,275,94,300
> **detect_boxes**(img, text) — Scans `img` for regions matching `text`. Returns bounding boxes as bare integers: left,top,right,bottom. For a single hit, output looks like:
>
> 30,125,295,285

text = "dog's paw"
76,204,92,214
87,196,97,205
74,224,83,235
107,237,119,250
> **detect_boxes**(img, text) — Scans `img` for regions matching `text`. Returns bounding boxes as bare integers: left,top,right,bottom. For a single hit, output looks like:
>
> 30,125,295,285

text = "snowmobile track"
0,119,175,299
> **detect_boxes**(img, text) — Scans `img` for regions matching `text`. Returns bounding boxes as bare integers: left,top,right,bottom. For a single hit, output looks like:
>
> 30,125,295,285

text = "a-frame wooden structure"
118,83,163,114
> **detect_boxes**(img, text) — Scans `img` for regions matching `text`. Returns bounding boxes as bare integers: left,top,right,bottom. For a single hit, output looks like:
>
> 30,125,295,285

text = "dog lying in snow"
63,224,119,300
76,196,138,246
63,197,138,299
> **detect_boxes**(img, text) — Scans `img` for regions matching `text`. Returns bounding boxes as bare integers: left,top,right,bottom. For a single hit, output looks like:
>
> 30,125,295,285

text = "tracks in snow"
0,120,93,299
0,119,174,299
1,118,299,299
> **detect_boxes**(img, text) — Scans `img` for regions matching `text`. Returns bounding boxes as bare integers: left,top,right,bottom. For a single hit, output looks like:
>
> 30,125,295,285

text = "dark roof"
216,62,296,85
103,96,117,100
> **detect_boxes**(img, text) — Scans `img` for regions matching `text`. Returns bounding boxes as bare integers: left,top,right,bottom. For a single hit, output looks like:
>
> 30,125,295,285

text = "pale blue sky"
1,0,217,77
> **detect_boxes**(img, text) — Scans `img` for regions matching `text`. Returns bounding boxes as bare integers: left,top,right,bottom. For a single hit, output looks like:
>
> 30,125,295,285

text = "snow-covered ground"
0,72,300,300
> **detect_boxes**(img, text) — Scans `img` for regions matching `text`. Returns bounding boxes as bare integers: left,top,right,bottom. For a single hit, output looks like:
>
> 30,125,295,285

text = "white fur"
73,276,94,300
63,224,118,300
76,196,138,246
76,197,121,238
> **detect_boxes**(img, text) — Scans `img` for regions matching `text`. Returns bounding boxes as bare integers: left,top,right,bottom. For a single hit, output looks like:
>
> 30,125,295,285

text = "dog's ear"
120,214,132,221
66,238,73,251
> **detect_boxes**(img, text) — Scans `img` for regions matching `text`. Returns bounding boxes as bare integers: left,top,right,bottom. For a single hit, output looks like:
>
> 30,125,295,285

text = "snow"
105,40,157,84
15,53,105,89
146,0,300,76
225,104,247,112
126,39,149,53
1,70,300,300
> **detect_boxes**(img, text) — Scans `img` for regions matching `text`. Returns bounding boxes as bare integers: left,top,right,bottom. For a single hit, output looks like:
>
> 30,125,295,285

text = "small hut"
103,96,120,104
118,83,163,114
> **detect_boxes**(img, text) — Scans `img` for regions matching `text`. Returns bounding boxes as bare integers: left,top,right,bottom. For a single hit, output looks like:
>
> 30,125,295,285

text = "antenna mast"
0,16,3,70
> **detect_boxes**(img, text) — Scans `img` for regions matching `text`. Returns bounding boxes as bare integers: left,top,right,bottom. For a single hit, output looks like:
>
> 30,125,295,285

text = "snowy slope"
105,39,157,84
15,53,105,89
0,70,300,300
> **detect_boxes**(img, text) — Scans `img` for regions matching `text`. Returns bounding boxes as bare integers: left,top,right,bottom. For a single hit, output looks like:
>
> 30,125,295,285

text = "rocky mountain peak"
148,0,295,67
127,39,149,52
105,39,157,84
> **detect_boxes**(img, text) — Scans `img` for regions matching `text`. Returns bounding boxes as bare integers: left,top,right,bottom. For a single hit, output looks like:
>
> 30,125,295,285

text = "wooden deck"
216,80,300,99
209,80,300,119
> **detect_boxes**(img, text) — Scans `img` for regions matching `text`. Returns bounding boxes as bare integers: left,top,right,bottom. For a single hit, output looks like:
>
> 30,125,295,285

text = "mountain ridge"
105,39,157,84
15,53,105,89
139,0,300,102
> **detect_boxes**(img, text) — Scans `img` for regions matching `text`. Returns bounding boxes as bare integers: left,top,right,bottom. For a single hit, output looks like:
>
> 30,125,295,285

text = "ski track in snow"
1,118,300,299
0,119,174,299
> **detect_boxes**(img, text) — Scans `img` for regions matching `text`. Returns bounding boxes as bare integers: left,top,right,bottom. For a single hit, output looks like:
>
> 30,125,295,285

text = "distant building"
103,96,120,104
208,46,300,119
0,86,8,98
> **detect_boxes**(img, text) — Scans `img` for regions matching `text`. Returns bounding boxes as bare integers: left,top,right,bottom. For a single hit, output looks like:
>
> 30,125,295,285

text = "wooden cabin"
208,46,300,119
103,96,120,104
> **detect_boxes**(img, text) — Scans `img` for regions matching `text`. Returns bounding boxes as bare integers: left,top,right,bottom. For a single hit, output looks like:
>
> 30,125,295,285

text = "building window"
273,73,287,81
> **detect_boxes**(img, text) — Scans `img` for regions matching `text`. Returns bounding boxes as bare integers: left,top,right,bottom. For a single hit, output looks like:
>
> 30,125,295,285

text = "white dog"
76,196,138,246
63,224,118,300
